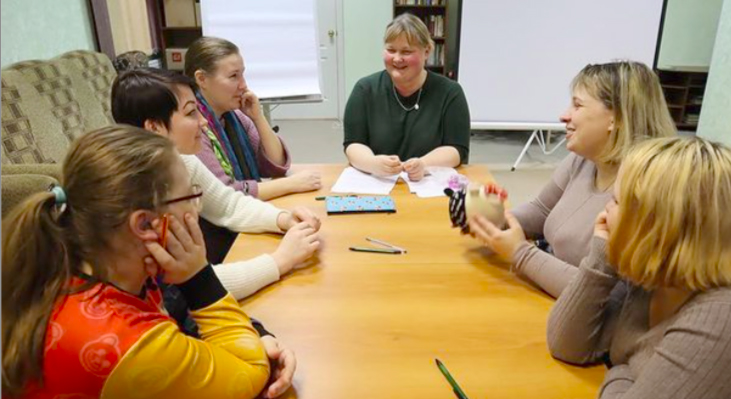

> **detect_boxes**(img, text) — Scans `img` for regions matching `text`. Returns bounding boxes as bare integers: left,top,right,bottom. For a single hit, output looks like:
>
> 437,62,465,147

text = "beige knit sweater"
511,153,613,298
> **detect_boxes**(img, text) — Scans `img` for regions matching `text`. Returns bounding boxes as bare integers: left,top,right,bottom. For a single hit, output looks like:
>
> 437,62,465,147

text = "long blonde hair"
571,61,677,164
608,136,731,291
1,126,177,396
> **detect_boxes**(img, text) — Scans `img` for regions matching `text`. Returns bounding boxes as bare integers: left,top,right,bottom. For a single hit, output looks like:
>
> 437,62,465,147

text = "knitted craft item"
445,183,507,233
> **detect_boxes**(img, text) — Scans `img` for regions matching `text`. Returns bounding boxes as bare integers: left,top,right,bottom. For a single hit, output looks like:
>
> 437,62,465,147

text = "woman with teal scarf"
185,37,322,200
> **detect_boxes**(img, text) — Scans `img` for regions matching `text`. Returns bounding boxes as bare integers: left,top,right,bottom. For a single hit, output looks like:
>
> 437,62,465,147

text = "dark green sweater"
343,70,471,163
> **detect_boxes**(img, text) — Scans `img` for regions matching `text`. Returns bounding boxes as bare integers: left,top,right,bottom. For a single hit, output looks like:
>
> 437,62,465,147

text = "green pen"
435,358,470,399
349,246,402,254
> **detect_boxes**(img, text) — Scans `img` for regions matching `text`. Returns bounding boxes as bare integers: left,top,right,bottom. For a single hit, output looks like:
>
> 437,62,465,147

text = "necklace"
392,84,422,112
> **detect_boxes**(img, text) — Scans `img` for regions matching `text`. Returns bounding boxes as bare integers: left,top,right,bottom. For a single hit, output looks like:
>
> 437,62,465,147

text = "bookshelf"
150,0,202,70
394,0,461,80
656,68,708,131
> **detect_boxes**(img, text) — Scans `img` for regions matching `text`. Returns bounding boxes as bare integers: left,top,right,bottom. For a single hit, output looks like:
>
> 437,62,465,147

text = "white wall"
460,0,665,126
698,0,731,145
341,0,724,107
342,0,391,99
657,0,724,69
1,0,96,67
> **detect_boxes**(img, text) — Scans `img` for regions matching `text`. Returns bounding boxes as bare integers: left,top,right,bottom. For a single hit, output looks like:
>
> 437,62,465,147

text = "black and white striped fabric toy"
445,183,507,233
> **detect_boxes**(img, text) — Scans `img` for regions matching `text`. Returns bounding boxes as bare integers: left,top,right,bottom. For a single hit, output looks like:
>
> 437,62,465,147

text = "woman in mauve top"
469,61,676,298
548,136,731,399
184,36,322,200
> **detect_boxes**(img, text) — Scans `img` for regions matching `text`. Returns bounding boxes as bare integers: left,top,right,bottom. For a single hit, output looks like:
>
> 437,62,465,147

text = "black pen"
316,194,358,201
435,358,470,399
349,246,402,254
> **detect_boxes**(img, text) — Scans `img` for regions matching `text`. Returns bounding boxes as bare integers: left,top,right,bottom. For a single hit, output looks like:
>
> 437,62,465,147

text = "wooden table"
227,165,604,399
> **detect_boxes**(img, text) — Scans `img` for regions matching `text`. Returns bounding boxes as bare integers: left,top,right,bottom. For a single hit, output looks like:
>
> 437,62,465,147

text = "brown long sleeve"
511,154,574,239
512,242,580,298
546,237,619,365
548,238,731,399
511,153,612,298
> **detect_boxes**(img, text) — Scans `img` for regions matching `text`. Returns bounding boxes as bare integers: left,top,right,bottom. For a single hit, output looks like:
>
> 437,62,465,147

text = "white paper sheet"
330,167,399,195
200,0,322,99
400,167,459,198
330,167,461,197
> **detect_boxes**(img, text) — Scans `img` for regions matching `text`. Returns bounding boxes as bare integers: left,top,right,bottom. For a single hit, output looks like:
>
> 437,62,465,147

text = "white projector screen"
200,0,322,100
458,0,666,129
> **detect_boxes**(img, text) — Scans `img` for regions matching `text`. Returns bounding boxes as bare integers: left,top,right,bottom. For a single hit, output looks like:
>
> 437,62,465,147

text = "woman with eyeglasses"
2,126,270,398
112,68,321,300
112,69,305,398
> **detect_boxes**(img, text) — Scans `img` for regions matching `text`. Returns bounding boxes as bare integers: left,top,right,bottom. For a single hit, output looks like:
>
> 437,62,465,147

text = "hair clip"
48,184,69,214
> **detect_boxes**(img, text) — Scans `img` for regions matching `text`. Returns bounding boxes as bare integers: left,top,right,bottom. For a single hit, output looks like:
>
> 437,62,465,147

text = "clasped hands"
372,154,426,181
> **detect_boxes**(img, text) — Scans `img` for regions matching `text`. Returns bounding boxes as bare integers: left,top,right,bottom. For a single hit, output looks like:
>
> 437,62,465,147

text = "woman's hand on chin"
240,90,263,121
144,213,208,284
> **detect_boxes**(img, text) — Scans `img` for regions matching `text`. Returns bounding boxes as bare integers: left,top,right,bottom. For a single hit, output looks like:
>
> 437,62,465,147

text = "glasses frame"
163,184,203,210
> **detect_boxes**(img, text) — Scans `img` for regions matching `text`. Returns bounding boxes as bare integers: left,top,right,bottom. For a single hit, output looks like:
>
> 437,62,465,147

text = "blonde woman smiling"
548,136,731,398
344,13,471,181
469,61,676,298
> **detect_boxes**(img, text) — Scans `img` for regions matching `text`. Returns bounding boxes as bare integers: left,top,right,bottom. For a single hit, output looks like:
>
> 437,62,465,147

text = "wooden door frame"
335,0,346,119
87,0,164,59
88,0,115,58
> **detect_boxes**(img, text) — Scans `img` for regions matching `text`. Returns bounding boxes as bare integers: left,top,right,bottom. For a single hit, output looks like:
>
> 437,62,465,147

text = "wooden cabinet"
150,0,202,70
393,0,461,80
656,68,708,131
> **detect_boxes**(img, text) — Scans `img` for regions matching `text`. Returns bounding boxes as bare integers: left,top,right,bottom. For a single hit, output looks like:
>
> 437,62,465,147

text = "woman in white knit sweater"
111,68,321,300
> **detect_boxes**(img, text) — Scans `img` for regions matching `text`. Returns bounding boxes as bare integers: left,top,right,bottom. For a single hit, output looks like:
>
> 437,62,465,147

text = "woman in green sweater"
343,13,471,181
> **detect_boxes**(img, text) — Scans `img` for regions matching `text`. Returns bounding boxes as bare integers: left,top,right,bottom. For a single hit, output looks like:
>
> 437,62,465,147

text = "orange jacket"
21,266,270,398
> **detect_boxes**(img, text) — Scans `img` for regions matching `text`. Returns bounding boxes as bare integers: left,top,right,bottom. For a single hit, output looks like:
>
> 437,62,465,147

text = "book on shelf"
427,43,445,67
396,0,444,5
684,114,700,124
426,15,444,37
687,94,704,105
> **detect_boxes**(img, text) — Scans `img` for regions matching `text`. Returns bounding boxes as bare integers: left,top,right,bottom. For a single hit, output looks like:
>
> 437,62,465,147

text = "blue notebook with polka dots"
325,196,396,215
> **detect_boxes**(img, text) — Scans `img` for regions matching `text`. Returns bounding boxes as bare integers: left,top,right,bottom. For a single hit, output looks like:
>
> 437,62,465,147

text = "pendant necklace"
393,84,422,112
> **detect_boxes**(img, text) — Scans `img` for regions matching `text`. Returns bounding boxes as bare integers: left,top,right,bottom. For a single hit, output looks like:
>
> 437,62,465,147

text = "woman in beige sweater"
469,61,676,298
548,136,731,398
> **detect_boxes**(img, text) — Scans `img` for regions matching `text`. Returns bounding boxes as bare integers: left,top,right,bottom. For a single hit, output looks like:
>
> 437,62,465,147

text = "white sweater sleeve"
182,155,285,233
213,255,281,300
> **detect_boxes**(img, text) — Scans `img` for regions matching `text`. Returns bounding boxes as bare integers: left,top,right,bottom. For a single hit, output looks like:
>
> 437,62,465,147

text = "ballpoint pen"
365,237,408,254
435,359,470,399
349,246,402,254
316,194,358,201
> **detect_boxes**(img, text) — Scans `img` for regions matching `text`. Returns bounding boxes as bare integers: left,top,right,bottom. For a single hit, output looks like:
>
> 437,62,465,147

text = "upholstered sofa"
1,50,117,215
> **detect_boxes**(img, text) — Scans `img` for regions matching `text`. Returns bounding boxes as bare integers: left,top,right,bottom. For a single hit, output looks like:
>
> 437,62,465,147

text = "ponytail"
2,125,176,396
2,192,73,396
